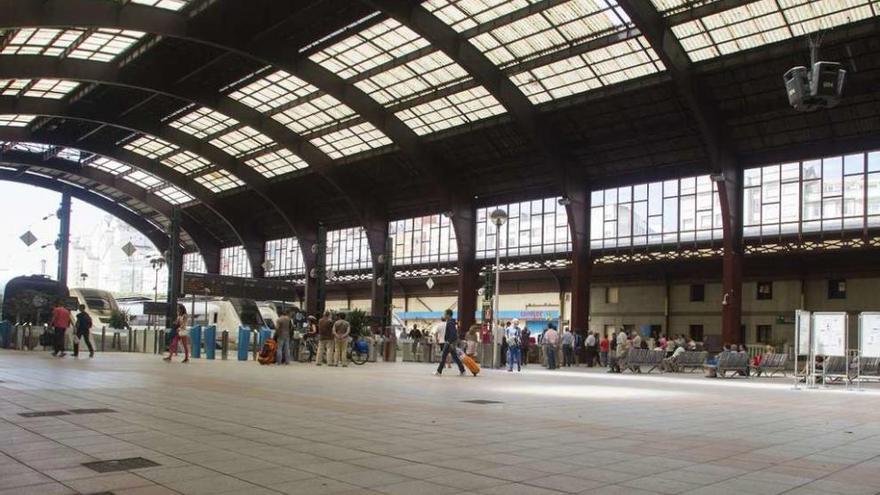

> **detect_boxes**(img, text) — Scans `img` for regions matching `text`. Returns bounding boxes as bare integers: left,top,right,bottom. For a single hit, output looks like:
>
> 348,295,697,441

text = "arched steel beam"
0,0,456,208
0,169,170,253
0,148,218,255
0,126,246,256
366,0,575,188
0,55,370,222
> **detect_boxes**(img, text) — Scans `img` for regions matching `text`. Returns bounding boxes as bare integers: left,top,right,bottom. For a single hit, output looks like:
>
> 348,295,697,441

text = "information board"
812,312,846,356
181,272,298,301
143,302,168,316
795,310,811,355
859,312,880,358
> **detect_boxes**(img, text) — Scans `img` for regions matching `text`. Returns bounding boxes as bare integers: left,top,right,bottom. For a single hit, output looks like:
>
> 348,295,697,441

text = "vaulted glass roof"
209,126,274,157
245,149,307,177
0,79,80,99
169,107,239,139
123,135,179,159
354,51,472,105
129,0,191,11
395,86,506,135
271,94,357,134
669,0,878,62
0,114,36,127
90,157,131,176
161,150,212,175
2,28,145,62
310,122,393,159
194,169,244,192
228,70,318,113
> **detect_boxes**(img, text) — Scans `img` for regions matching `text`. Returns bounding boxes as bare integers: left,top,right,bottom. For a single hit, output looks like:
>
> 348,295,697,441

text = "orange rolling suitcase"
458,349,480,376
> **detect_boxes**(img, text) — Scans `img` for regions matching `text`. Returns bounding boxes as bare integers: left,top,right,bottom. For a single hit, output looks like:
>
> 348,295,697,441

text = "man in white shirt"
543,324,560,369
662,344,687,372
616,329,627,355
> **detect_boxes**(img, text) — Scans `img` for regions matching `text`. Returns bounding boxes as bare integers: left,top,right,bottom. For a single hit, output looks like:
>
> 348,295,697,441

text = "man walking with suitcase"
434,309,465,376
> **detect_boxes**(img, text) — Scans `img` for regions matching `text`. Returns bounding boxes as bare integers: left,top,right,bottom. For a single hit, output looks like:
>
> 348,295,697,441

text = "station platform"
1,351,879,495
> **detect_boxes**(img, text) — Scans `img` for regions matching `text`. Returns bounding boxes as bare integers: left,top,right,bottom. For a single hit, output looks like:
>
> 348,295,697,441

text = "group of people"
48,300,96,358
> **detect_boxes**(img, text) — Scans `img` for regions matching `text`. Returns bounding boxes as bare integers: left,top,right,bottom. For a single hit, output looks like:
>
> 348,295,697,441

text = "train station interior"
1,0,880,494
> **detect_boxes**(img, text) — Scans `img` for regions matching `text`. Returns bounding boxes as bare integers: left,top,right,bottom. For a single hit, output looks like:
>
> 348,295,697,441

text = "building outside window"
743,151,880,237
264,237,305,276
182,252,206,274
220,245,251,277
756,325,773,343
757,281,773,300
690,284,705,302
590,174,722,249
389,214,457,265
689,324,704,341
828,279,847,299
476,197,570,259
605,287,619,304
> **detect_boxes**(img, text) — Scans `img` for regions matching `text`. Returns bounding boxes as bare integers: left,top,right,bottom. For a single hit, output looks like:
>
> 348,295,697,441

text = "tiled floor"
2,351,880,495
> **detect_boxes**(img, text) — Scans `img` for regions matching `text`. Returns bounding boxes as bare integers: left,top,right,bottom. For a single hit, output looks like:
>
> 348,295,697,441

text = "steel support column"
365,219,390,324
717,169,743,345
451,201,478,334
313,225,327,316
201,246,221,275
56,190,71,287
165,207,182,330
566,184,591,334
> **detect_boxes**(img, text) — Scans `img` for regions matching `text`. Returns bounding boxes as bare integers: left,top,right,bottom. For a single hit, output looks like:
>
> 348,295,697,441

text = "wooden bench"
751,353,788,377
622,349,665,373
705,352,749,378
670,351,707,372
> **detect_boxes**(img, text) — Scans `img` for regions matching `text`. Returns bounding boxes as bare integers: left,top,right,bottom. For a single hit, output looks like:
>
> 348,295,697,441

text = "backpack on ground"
258,338,277,365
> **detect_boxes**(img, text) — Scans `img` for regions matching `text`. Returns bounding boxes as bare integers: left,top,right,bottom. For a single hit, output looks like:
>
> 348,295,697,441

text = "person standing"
72,304,95,358
543,324,560,370
465,324,480,357
274,310,293,365
305,315,318,362
331,313,351,367
520,323,531,367
409,325,422,360
585,331,597,367
599,333,610,367
561,328,574,367
315,311,333,366
433,309,465,376
50,300,72,358
164,304,190,363
506,320,522,372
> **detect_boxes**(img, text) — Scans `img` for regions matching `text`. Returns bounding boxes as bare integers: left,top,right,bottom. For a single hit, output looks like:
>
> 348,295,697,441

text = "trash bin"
191,326,202,358
204,325,216,360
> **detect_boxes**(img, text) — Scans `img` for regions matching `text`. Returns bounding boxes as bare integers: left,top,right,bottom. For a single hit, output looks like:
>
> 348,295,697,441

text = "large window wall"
389,214,457,265
264,237,305,277
476,198,571,259
182,252,206,274
220,245,251,277
744,151,880,236
326,227,371,272
590,175,723,249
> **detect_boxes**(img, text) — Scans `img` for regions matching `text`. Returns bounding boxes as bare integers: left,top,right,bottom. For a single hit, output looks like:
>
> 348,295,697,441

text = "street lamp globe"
489,208,508,227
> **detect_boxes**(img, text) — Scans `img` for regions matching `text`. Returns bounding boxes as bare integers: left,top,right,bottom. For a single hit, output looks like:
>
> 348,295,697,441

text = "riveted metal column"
566,184,591,334
452,202,478,334
313,225,327,316
56,190,71,288
717,168,744,346
246,239,267,278
365,220,391,325
165,207,182,330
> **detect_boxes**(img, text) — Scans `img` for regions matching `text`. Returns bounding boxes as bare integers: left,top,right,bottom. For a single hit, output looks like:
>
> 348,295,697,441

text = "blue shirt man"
433,309,465,376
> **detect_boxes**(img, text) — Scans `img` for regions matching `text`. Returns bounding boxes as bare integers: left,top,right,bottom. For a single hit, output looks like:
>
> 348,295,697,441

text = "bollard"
143,328,148,353
205,326,216,360
101,326,106,352
252,331,258,361
237,326,250,361
191,326,202,359
154,329,160,354
221,330,228,360
128,331,134,352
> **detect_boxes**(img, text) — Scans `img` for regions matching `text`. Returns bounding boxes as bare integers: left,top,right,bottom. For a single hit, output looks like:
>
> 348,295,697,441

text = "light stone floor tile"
4,352,880,495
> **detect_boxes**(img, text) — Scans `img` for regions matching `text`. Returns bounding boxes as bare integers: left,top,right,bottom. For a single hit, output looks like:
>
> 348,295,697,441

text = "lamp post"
489,208,508,368
150,256,166,302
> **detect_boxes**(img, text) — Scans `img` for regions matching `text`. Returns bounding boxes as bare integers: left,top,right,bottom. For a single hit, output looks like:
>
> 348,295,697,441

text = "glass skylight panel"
228,70,318,113
123,169,163,189
2,28,83,57
309,18,430,79
271,94,357,135
154,185,194,205
209,126,274,157
511,37,662,103
195,169,244,192
123,135,178,159
130,0,189,11
650,0,722,15
469,0,632,67
396,86,505,135
670,0,876,62
424,0,539,32
245,149,307,178
0,79,79,99
68,29,146,62
89,157,130,175
169,107,239,139
309,122,393,159
0,114,36,127
354,52,471,105
161,150,211,174
56,147,83,161
5,141,50,153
